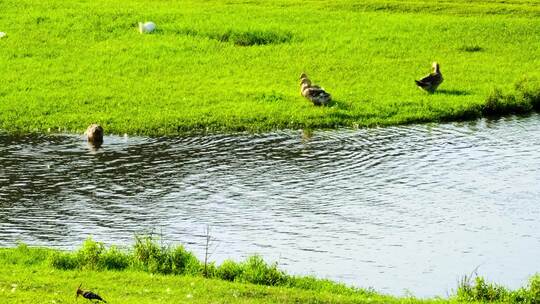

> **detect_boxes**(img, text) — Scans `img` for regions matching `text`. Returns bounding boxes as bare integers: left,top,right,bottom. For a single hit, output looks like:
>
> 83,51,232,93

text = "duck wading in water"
85,124,103,147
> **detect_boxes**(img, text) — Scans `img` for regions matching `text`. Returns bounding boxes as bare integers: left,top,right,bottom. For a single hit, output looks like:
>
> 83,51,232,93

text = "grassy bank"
1,238,539,303
0,0,539,135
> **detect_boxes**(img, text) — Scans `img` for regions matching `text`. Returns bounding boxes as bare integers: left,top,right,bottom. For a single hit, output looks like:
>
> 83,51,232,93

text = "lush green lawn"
0,0,538,135
0,243,439,304
2,265,448,304
1,240,539,303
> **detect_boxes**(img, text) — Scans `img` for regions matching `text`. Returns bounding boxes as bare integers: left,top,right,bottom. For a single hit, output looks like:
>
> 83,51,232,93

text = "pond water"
1,114,539,297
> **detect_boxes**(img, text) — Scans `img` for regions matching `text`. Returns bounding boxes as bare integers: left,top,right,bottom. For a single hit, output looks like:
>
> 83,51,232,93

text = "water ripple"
0,114,539,297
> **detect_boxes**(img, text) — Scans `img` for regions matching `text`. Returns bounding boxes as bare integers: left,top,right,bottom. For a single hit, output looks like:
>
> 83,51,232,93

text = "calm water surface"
1,114,539,297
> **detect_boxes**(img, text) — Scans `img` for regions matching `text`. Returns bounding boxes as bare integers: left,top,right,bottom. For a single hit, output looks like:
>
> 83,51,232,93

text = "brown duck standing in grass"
415,62,443,93
85,123,104,146
76,284,107,303
300,73,332,106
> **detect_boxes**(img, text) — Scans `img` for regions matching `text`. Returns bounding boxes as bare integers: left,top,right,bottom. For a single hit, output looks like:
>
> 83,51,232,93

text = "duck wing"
304,87,331,105
83,291,106,302
415,73,443,91
417,73,437,84
305,87,329,98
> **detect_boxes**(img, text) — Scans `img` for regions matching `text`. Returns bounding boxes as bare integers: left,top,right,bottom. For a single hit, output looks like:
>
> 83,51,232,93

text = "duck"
299,73,332,106
85,124,103,146
415,62,443,93
76,284,107,303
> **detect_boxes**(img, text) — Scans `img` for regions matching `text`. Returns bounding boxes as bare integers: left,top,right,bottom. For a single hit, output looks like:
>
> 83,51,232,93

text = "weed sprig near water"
0,0,539,135
456,273,540,303
48,236,369,296
483,77,540,116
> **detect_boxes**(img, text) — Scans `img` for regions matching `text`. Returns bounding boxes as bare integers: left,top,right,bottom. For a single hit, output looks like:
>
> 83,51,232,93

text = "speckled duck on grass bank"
299,73,332,106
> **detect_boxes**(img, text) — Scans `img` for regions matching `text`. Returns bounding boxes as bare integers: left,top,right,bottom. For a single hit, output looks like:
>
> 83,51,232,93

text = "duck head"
85,123,104,146
300,73,311,86
76,284,83,298
300,77,311,86
432,62,440,73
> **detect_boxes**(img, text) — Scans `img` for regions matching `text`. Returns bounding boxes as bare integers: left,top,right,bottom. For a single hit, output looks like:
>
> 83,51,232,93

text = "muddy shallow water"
1,114,539,297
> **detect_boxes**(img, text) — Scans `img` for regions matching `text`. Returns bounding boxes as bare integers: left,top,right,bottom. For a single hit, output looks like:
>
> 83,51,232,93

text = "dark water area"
1,114,539,297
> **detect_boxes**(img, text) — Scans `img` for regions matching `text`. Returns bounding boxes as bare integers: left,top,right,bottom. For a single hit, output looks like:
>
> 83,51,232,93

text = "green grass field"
1,239,539,303
1,264,427,304
0,0,539,135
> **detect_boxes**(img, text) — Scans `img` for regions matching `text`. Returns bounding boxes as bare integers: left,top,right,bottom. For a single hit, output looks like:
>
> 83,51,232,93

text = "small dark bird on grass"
415,62,443,93
300,73,332,106
76,284,107,303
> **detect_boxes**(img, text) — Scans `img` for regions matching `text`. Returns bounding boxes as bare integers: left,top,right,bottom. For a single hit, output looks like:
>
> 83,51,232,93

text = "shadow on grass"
458,45,483,53
326,99,353,110
172,27,294,46
436,89,471,96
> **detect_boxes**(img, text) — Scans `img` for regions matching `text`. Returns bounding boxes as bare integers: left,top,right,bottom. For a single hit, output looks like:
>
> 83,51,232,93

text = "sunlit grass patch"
1,240,539,303
0,0,538,135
